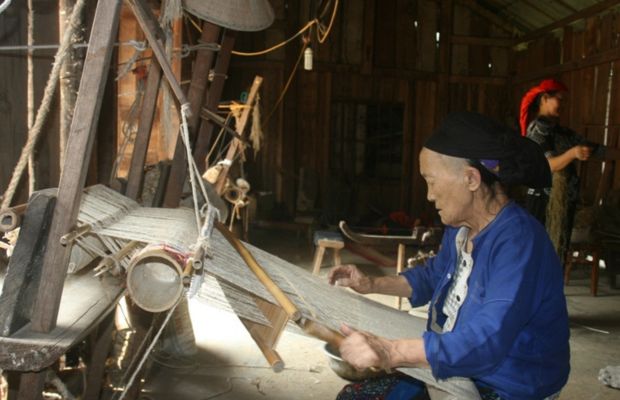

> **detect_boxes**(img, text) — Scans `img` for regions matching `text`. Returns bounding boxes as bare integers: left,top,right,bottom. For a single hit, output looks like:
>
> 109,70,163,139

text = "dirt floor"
140,226,620,400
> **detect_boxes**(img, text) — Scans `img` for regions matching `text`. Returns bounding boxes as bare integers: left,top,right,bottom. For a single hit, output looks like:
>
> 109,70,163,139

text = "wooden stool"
564,242,600,296
312,231,344,275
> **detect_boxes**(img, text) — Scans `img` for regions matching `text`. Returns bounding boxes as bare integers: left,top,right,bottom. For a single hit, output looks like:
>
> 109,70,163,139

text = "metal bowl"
323,343,386,381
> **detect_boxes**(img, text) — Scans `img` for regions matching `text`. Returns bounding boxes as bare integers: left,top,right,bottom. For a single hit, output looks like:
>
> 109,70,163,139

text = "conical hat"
183,0,275,32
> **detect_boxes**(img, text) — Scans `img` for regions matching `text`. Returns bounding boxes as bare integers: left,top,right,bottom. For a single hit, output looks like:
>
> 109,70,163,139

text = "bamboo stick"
214,220,302,321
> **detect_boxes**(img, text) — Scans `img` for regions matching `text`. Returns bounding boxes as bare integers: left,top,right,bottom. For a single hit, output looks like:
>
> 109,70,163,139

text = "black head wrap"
424,112,551,188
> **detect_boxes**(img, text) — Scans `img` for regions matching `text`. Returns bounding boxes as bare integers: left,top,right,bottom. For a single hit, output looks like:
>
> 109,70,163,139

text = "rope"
1,0,87,209
113,298,180,400
262,41,308,127
27,0,35,196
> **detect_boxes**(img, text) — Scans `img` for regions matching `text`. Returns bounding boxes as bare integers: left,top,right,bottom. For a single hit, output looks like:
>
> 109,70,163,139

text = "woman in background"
520,78,619,262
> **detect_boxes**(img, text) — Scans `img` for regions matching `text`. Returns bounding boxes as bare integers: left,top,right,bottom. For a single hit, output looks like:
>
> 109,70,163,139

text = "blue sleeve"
422,230,542,379
400,229,453,307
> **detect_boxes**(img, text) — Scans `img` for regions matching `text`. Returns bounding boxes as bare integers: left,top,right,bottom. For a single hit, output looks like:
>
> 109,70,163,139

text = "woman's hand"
339,324,429,371
327,264,373,294
339,324,393,371
573,145,592,161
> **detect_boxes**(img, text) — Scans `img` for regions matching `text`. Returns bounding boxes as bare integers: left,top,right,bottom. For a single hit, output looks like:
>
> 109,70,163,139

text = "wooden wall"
0,2,60,206
2,1,619,225
231,0,513,223
513,9,620,206
0,1,107,208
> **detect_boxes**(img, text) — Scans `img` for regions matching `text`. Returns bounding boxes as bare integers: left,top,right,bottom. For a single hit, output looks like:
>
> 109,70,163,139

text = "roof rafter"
517,0,620,43
456,0,523,36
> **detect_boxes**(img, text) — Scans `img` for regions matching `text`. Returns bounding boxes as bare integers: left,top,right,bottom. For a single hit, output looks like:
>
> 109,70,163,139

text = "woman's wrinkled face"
419,148,473,227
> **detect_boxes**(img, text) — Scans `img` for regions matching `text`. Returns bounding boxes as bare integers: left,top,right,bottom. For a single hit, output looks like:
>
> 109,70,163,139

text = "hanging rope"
27,0,35,196
1,0,87,209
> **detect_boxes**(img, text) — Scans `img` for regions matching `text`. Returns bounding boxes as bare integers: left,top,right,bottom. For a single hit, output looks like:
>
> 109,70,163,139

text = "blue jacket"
402,203,570,400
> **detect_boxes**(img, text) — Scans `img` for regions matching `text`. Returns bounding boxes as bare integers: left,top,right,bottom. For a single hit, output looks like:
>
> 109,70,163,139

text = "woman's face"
540,92,563,118
419,148,474,227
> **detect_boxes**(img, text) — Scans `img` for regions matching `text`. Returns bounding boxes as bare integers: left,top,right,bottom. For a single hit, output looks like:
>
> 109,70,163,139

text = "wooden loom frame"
0,1,292,399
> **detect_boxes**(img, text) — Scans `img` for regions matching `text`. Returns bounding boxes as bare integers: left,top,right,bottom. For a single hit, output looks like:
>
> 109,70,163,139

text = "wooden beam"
555,0,578,14
164,30,235,207
450,34,514,47
125,61,163,200
521,0,557,23
456,0,522,36
437,0,453,122
361,0,376,74
30,0,121,333
517,0,620,44
17,371,46,400
193,29,236,172
448,75,508,85
83,315,115,400
515,46,620,84
129,0,189,108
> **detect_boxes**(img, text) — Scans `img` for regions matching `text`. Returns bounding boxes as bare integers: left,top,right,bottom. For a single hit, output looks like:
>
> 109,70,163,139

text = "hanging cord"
27,0,35,196
178,103,211,231
223,0,339,56
262,41,308,127
1,0,87,209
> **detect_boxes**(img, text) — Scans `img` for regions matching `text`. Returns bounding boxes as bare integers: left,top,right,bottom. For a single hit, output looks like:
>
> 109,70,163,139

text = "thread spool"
0,209,19,232
126,245,185,313
0,203,27,232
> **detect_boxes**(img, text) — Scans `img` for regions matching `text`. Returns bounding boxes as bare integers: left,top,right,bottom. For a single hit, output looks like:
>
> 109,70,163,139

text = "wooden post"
163,29,236,207
437,0,453,123
17,371,46,400
30,0,122,333
125,60,163,200
83,315,115,400
396,243,406,309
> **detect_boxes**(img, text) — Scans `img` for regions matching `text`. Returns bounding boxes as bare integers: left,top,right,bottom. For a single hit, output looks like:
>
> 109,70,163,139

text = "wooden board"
0,190,56,336
0,272,124,371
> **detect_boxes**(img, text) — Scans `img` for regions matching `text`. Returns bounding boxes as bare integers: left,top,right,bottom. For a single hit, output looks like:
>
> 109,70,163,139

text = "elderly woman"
329,112,570,400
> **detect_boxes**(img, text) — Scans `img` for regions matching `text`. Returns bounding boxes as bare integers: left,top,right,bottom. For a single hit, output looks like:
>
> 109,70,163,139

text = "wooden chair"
564,242,600,296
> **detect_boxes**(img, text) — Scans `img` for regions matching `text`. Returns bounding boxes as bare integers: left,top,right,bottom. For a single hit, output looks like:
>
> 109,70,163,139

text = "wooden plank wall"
0,3,60,206
513,9,620,206
0,3,104,205
229,0,516,222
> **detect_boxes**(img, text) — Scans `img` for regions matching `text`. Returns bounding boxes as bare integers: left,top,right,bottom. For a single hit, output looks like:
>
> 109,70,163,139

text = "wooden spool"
126,246,184,313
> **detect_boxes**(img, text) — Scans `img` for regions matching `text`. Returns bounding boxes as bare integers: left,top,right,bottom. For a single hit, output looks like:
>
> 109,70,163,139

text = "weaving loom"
67,184,480,399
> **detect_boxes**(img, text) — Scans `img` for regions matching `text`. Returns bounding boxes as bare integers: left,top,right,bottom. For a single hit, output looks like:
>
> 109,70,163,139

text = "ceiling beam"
517,0,620,44
515,46,620,84
456,0,522,36
555,0,578,14
451,34,514,47
521,0,557,23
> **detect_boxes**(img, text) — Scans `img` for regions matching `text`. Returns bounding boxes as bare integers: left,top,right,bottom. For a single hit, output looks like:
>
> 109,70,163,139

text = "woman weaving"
329,112,570,400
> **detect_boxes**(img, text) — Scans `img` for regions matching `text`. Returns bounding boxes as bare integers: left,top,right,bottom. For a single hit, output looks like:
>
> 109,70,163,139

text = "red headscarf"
519,79,568,136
